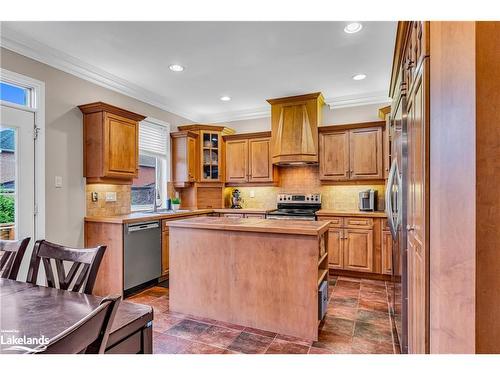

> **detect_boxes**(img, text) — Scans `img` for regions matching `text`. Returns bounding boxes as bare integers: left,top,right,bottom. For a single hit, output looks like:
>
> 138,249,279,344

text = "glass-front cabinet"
201,131,221,181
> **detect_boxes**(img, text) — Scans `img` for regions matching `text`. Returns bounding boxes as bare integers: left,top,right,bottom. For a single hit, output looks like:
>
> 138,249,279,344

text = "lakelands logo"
1,330,49,353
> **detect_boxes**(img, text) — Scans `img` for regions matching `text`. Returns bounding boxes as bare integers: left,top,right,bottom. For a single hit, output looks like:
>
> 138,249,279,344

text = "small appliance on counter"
359,189,377,211
230,189,243,209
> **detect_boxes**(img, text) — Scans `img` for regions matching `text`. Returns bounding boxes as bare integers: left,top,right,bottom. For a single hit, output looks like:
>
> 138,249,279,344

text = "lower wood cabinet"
343,228,374,273
382,230,393,275
321,216,391,275
161,225,169,277
327,228,344,269
222,213,244,218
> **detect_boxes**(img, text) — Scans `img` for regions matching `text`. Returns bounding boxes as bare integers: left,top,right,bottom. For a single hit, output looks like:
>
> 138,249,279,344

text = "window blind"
139,120,169,158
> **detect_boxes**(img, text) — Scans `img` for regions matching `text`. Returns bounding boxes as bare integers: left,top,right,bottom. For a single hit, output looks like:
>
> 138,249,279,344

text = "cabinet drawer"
345,217,373,229
245,213,266,219
223,213,244,218
318,216,343,228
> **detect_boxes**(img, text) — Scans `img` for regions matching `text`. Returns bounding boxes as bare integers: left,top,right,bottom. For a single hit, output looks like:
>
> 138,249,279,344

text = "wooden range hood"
267,92,324,165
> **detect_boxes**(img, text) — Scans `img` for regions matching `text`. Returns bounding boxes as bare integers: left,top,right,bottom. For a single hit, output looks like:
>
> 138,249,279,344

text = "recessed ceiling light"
220,96,231,102
169,64,184,72
352,74,367,81
344,22,363,34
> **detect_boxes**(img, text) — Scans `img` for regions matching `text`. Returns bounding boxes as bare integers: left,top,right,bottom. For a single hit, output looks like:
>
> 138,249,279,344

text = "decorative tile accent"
224,165,385,210
85,184,131,216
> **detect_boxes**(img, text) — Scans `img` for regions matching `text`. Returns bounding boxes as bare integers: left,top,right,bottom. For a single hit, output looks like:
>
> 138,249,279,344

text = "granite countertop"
84,209,213,224
167,216,330,236
315,209,387,218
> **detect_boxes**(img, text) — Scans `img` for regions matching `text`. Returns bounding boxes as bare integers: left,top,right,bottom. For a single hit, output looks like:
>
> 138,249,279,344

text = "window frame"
131,117,170,212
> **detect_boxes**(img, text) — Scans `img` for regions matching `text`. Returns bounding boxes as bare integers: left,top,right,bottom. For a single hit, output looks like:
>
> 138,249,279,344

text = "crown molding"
0,25,200,122
200,107,271,123
325,91,392,109
1,25,391,124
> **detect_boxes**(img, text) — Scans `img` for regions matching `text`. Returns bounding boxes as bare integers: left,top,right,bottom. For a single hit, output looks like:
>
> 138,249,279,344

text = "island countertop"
167,216,330,236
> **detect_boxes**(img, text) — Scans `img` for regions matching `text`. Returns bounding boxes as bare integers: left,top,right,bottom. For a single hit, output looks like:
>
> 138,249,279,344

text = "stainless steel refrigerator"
385,90,408,354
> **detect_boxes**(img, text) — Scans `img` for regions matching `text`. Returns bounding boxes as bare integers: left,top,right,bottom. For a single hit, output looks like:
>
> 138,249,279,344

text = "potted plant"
171,197,181,211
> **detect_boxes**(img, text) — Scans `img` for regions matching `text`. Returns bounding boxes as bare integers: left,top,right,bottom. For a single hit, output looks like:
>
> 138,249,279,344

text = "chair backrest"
0,237,30,280
37,294,121,354
27,240,106,294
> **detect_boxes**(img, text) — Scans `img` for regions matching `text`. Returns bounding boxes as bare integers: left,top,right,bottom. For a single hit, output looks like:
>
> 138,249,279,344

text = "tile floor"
126,276,399,354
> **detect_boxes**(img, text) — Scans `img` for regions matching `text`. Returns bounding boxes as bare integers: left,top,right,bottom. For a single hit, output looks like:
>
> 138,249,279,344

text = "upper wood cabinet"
267,92,324,165
224,132,275,184
319,130,349,180
176,124,235,183
171,131,198,187
349,127,383,180
79,102,146,184
225,139,248,183
319,122,384,181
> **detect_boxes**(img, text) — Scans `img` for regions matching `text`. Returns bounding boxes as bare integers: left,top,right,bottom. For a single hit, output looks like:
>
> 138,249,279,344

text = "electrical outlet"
91,192,98,202
250,190,255,198
105,192,117,202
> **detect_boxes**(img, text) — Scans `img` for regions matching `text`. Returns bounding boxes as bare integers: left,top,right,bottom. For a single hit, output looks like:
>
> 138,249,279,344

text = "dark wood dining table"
0,279,153,354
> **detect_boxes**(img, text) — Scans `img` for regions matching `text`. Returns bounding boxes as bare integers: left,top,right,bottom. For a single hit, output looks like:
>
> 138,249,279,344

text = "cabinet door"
343,228,373,273
407,59,428,354
187,136,197,182
161,227,169,276
225,139,248,183
201,131,221,181
327,228,344,269
319,131,349,180
382,230,393,275
103,113,138,177
249,138,273,182
349,127,383,180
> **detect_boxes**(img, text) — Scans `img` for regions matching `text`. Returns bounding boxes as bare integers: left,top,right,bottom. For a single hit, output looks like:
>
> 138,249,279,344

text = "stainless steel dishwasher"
124,220,161,292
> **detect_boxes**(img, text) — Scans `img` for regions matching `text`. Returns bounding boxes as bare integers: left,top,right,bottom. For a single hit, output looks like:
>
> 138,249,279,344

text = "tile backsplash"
224,165,385,211
86,184,131,217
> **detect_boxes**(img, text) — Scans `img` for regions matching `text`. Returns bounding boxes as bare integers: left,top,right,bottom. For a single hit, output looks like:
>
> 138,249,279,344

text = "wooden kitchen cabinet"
248,138,273,182
382,230,393,275
319,130,350,181
171,131,199,186
343,228,374,273
161,226,169,277
79,102,146,184
224,132,276,185
319,122,384,181
327,228,344,269
225,139,248,183
350,127,383,180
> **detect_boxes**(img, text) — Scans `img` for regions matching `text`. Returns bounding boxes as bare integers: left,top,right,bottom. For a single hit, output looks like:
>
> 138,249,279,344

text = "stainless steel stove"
266,193,321,221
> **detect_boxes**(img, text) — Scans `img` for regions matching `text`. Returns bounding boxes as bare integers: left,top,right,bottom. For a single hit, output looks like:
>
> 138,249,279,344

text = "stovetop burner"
266,193,322,220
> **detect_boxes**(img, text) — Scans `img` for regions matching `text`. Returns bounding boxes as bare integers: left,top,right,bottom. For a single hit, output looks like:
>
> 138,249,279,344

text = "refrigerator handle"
385,159,398,239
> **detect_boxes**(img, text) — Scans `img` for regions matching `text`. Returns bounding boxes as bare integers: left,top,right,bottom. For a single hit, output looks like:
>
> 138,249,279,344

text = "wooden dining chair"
27,240,106,295
36,294,121,354
0,237,30,280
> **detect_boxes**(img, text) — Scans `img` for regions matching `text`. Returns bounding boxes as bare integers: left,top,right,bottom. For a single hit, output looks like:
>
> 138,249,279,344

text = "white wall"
223,103,385,133
0,48,193,247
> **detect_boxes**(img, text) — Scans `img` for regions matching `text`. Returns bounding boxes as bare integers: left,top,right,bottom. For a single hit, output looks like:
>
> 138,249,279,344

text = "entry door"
0,105,35,245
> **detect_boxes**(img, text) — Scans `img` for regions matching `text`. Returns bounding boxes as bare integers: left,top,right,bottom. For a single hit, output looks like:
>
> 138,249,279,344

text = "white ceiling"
1,22,396,122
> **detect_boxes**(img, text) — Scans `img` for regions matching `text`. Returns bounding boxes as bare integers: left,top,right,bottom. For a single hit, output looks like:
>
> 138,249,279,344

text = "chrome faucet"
153,187,161,213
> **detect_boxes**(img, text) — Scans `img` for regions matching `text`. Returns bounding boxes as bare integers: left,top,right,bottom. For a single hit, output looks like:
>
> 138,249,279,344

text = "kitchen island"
168,216,330,341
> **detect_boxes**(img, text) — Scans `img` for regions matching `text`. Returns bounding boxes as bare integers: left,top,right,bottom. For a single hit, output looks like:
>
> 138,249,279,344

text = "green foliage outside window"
0,192,15,224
